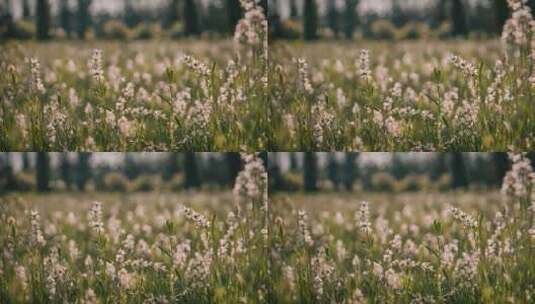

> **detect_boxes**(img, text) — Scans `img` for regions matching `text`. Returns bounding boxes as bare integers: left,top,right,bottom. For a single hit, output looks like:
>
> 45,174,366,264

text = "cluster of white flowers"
15,265,28,290
30,209,46,246
219,212,238,257
296,58,313,94
181,55,210,77
180,205,210,229
234,0,267,50
358,201,372,234
297,210,313,247
448,206,477,229
312,99,334,146
88,201,104,234
311,247,334,300
357,49,372,82
502,0,534,46
29,58,45,93
448,54,478,79
89,49,104,82
501,153,535,199
233,153,267,203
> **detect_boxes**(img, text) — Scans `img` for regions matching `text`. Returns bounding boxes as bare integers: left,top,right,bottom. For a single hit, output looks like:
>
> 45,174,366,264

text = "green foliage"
130,175,158,192
102,172,129,192
395,174,431,192
11,20,35,39
269,38,535,151
0,40,267,151
101,20,130,40
370,19,397,40
270,179,535,303
370,172,396,192
0,154,268,303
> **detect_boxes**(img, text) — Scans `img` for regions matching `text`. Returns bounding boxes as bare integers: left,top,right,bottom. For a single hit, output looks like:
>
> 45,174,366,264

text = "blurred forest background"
0,0,267,40
0,152,267,193
268,153,531,193
268,0,535,40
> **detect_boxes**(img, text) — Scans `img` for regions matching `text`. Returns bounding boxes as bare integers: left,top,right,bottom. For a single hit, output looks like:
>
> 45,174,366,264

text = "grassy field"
0,0,268,152
269,38,535,151
269,154,535,303
0,154,269,303
0,39,267,151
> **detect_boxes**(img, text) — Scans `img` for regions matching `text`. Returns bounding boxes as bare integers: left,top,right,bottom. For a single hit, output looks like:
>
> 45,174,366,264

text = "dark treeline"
0,0,262,40
0,152,246,193
268,0,535,41
268,153,532,193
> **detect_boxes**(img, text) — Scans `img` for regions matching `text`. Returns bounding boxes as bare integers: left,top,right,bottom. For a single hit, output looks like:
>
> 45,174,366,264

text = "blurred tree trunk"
123,153,139,180
268,153,285,192
2,153,18,191
76,153,91,191
431,153,448,181
343,153,359,191
450,153,468,189
451,0,467,37
303,0,318,40
327,0,339,38
77,0,92,39
259,152,268,169
289,153,299,172
493,0,509,34
327,154,339,190
225,153,242,185
60,0,72,37
303,152,317,192
289,0,298,19
22,152,31,171
259,0,267,14
36,152,50,192
36,0,51,40
22,0,30,18
184,0,200,36
162,153,180,181
60,153,72,190
491,152,509,186
184,152,201,189
530,0,535,12
166,0,180,29
344,0,358,40
227,0,242,33
391,0,405,27
390,154,408,180
435,0,447,26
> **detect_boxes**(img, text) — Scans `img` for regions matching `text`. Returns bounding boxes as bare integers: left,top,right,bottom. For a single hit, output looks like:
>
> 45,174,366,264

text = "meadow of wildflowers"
0,153,269,303
0,0,267,151
270,153,535,303
269,0,535,151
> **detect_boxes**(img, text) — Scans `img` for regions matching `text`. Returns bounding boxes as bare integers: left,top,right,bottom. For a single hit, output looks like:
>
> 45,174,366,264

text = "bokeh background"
0,152,267,193
0,0,267,40
268,0,534,40
268,152,524,193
